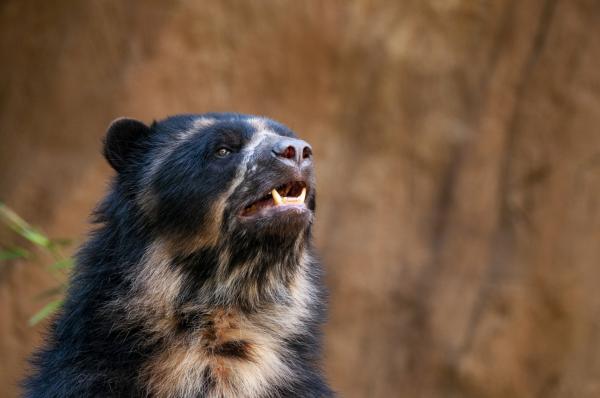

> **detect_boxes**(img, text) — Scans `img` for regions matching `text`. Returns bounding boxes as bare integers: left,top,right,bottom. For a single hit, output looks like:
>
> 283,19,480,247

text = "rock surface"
1,1,600,397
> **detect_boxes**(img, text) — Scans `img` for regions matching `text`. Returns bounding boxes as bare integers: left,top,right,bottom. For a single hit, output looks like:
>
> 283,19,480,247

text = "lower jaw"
241,203,309,219
238,206,312,233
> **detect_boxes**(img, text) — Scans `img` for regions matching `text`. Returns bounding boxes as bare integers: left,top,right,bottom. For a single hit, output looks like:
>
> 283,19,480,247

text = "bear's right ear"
103,117,152,172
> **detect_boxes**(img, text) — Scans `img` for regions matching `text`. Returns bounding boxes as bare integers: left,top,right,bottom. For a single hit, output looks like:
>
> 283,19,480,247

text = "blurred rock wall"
1,1,600,397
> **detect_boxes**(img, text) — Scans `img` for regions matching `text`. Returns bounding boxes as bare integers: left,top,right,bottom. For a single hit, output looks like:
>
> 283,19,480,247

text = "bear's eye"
215,147,232,158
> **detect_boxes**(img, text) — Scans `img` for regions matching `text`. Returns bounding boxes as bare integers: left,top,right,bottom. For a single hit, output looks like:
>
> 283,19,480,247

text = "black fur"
24,113,333,397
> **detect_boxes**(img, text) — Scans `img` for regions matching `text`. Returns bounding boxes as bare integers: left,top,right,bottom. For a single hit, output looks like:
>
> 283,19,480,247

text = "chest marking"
142,309,289,398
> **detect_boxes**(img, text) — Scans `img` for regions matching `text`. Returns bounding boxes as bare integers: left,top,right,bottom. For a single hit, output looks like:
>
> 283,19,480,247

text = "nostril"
273,139,311,163
281,145,296,159
302,146,312,159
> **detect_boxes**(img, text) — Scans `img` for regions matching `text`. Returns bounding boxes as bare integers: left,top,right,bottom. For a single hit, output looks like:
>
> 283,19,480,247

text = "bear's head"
101,113,317,306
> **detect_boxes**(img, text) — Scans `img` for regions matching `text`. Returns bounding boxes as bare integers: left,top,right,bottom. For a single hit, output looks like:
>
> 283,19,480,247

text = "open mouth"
241,181,308,217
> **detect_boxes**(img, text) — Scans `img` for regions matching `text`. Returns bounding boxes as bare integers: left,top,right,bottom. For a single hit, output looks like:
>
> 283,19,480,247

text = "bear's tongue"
242,182,307,216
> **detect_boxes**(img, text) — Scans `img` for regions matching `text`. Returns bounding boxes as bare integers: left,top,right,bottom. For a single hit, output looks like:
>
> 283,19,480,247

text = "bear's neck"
132,242,318,397
97,227,321,396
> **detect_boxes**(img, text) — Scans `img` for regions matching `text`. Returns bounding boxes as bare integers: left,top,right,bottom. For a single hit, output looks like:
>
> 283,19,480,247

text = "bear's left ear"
103,117,152,173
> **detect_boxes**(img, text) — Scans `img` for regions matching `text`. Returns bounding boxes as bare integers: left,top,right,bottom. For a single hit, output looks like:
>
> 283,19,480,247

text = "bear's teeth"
272,187,307,206
272,189,283,205
298,187,306,203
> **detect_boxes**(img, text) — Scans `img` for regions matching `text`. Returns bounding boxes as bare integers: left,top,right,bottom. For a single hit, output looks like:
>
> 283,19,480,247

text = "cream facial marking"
248,117,269,133
224,126,279,196
193,117,218,129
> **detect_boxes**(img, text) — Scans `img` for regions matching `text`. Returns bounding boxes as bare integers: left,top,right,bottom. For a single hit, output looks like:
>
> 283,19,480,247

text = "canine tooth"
272,189,283,205
298,187,306,202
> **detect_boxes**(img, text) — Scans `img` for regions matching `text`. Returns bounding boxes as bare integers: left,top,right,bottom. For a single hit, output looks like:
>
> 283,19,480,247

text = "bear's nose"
272,138,312,166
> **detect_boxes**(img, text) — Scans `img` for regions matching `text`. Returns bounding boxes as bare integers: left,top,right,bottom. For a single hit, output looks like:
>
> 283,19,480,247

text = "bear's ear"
103,117,152,172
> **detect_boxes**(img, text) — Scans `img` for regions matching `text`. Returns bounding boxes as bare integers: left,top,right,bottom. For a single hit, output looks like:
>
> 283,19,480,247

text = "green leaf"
21,228,51,248
0,204,71,327
0,247,30,261
29,299,63,326
0,203,51,248
49,258,74,270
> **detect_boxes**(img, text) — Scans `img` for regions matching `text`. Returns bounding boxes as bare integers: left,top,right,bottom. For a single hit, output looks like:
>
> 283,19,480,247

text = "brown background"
1,1,600,397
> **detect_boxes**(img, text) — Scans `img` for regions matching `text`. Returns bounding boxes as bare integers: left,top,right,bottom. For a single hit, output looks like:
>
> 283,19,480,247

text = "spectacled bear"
24,113,333,398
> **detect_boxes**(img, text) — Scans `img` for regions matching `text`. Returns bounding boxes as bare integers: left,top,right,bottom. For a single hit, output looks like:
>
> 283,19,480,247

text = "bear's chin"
238,205,313,237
